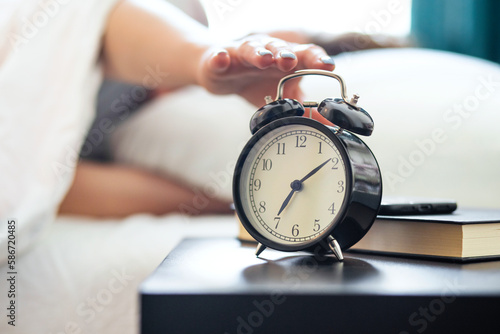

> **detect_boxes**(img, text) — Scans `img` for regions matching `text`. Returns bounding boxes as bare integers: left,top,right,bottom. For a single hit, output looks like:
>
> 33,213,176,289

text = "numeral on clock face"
277,143,286,155
296,135,307,148
262,159,272,171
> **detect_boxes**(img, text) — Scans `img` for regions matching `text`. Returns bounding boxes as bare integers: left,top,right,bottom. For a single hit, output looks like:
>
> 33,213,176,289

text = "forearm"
102,0,211,90
59,162,232,217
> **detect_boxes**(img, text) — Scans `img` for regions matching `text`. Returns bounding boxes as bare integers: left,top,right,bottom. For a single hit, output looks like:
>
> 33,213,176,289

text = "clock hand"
277,180,302,216
277,187,296,216
299,158,332,183
277,159,331,216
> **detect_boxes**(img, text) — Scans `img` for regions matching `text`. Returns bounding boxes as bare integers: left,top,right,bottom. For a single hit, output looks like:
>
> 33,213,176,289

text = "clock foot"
255,243,267,257
327,236,344,261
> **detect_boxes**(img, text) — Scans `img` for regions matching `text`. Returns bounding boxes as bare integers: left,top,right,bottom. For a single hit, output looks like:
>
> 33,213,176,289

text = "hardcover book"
237,208,500,261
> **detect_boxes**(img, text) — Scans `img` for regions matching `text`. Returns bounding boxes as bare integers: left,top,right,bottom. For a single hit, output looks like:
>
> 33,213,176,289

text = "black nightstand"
140,238,500,334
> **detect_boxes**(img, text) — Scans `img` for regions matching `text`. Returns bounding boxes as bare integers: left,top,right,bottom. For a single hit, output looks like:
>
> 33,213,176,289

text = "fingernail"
320,56,335,65
215,49,228,56
280,51,297,60
257,49,273,57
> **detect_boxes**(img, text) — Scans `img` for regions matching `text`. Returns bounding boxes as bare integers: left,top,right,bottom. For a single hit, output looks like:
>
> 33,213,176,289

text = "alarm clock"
232,69,382,261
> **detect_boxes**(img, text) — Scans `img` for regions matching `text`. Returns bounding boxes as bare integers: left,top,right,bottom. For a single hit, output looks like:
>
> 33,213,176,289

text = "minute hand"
299,158,332,183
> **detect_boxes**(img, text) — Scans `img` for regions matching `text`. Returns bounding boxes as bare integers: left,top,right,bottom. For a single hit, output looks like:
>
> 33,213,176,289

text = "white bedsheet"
0,213,237,334
0,0,119,266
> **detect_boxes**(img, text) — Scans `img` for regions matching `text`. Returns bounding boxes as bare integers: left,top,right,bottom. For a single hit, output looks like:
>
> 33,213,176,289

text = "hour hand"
277,180,303,216
277,189,295,216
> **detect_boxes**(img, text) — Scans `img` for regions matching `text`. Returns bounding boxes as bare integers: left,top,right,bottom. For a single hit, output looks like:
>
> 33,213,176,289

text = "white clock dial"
238,122,349,247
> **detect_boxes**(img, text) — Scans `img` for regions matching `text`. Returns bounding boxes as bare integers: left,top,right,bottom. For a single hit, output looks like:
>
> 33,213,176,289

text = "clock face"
235,118,351,250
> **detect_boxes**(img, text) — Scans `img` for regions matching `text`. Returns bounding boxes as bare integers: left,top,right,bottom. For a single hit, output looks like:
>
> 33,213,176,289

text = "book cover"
350,208,500,261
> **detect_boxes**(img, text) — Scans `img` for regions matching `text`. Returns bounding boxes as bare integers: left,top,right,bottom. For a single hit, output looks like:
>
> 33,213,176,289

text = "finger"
236,39,275,69
206,49,231,73
264,38,298,72
293,44,335,71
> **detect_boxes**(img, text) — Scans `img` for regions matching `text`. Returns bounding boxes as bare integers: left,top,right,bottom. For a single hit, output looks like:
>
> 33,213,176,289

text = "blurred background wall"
412,0,500,63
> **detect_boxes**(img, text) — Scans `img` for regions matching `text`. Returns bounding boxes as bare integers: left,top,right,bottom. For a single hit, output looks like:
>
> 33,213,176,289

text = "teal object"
411,0,500,63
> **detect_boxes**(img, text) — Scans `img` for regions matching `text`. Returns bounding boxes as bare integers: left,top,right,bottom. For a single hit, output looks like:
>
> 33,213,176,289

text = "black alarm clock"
232,69,382,261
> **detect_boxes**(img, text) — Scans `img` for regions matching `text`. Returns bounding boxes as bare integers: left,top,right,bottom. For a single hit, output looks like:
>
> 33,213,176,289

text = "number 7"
274,217,281,229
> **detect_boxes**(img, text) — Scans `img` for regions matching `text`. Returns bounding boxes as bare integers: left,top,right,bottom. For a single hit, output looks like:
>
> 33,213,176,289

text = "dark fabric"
80,81,152,161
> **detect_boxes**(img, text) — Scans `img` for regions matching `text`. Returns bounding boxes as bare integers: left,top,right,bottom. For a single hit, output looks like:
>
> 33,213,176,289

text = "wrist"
151,41,211,91
191,43,213,88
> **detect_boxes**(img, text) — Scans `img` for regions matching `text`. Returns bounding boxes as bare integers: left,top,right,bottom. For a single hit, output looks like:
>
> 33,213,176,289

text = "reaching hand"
196,34,335,107
103,2,335,108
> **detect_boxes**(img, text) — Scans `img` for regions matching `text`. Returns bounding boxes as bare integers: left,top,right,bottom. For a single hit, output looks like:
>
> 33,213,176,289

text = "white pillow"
111,48,500,209
110,86,256,202
303,48,500,208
